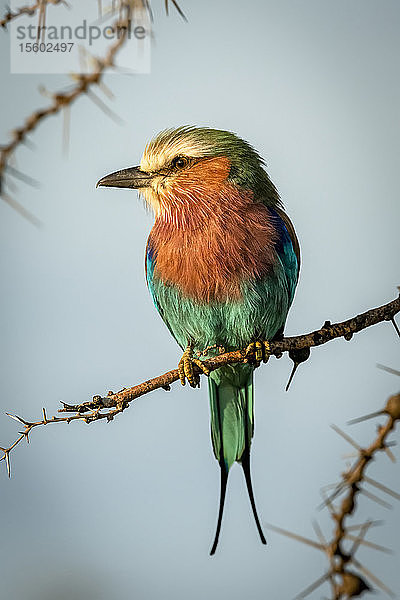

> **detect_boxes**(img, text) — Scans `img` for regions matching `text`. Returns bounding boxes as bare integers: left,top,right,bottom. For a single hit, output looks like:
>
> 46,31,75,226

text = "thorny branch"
1,292,399,479
0,0,186,223
0,3,131,222
267,389,400,599
0,0,65,30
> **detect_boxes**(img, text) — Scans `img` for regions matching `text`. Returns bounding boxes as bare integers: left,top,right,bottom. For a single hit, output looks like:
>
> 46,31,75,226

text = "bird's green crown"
140,126,281,205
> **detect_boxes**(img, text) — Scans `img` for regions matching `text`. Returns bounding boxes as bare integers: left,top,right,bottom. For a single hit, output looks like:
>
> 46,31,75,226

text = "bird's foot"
178,346,210,388
245,340,270,367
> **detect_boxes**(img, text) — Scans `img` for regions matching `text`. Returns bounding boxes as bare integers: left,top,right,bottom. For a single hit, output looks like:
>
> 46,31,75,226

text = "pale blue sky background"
0,1,399,599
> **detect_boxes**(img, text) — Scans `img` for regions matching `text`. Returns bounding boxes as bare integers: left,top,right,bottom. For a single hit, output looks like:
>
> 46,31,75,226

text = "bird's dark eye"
172,156,189,170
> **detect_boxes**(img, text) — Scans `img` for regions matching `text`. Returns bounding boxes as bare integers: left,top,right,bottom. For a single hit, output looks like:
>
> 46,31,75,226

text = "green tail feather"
208,364,266,555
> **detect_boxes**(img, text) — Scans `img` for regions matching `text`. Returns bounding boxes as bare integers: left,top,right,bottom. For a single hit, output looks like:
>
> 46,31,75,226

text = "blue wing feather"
269,207,299,305
145,239,159,311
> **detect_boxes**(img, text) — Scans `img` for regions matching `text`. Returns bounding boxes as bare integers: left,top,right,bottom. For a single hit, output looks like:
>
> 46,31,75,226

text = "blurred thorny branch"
267,384,400,600
0,0,186,223
0,0,66,30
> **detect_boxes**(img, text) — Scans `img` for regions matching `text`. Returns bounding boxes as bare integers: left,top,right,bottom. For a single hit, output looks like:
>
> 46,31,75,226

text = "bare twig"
1,292,399,478
0,400,125,477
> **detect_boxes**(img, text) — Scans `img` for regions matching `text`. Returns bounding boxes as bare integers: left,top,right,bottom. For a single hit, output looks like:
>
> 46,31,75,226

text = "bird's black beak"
96,166,153,189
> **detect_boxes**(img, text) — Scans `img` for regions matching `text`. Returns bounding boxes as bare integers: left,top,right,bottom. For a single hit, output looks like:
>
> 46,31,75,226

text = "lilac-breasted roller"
97,126,300,554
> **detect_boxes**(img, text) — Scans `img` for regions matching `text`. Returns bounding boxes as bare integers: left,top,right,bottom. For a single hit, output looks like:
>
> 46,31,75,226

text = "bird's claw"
178,347,210,388
245,340,270,366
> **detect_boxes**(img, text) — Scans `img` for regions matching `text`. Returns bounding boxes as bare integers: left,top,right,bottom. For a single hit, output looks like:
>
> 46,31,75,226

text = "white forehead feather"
140,126,219,172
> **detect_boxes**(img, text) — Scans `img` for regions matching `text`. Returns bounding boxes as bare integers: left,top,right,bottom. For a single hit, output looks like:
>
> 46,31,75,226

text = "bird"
97,126,300,554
